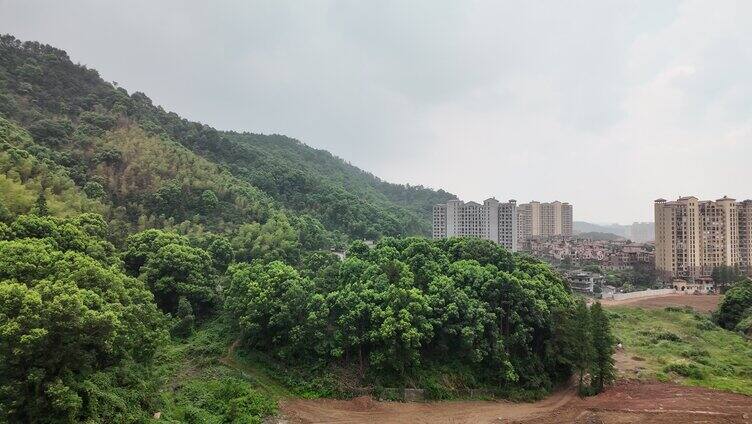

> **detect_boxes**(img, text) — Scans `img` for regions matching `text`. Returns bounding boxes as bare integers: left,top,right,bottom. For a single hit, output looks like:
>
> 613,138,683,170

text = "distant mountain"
573,221,654,243
573,231,626,241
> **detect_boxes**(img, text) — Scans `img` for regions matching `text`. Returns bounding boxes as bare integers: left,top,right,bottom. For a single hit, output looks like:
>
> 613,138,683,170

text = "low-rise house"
672,278,715,294
568,271,605,294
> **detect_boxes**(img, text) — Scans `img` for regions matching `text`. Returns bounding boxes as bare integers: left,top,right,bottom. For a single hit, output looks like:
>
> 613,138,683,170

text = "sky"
2,0,751,223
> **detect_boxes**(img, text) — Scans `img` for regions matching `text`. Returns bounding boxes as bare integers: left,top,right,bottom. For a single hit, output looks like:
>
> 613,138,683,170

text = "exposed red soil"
600,294,722,313
279,381,752,424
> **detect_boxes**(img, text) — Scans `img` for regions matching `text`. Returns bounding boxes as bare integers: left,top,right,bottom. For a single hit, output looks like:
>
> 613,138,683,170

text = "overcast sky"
2,1,751,223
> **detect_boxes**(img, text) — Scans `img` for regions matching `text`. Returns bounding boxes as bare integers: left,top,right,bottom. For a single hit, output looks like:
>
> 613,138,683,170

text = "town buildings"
517,201,573,244
626,222,655,243
432,198,518,251
432,198,574,253
528,237,654,270
654,196,752,280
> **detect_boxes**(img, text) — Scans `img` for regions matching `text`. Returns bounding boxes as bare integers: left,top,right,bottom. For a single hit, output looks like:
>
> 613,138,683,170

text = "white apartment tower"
655,196,752,279
432,198,518,252
517,201,573,243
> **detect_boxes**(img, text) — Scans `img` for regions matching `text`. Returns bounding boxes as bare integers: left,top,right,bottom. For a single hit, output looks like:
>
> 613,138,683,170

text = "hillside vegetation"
609,306,752,395
0,34,454,243
0,35,614,424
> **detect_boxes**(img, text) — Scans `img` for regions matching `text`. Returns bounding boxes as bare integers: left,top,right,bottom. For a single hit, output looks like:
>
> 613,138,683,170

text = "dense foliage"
225,237,607,393
0,214,165,422
714,278,752,335
711,265,747,292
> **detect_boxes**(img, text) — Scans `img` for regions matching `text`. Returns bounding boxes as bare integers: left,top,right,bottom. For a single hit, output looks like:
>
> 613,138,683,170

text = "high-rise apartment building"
737,200,752,275
654,196,752,279
432,198,518,251
517,201,573,243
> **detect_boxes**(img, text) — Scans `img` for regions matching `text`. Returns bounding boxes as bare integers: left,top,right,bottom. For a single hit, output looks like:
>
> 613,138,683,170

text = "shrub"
665,306,694,313
734,312,752,337
681,348,710,365
715,279,752,330
664,362,704,379
652,331,682,343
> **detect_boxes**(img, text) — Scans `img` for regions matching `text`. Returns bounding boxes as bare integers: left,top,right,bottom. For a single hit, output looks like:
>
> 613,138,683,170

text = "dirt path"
280,384,576,424
601,294,722,313
279,381,752,423
220,339,290,399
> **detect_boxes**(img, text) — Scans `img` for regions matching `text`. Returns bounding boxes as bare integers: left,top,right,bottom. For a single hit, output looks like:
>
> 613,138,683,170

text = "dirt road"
601,294,722,313
280,385,575,424
279,381,752,423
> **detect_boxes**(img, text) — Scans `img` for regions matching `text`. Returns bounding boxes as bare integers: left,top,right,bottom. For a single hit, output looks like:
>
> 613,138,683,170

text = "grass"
220,345,292,399
608,306,752,395
151,318,281,423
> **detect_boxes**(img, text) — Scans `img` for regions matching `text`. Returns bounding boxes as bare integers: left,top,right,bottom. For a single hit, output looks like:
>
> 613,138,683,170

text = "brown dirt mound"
350,396,376,411
279,381,752,424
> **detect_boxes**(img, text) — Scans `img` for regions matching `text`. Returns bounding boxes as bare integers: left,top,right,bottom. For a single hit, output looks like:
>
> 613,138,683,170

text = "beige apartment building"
655,196,752,280
433,198,518,251
517,201,573,243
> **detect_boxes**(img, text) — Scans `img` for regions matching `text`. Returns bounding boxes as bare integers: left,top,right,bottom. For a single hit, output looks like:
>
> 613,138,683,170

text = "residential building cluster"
517,201,573,242
432,198,573,252
432,198,518,251
528,238,654,270
654,196,752,280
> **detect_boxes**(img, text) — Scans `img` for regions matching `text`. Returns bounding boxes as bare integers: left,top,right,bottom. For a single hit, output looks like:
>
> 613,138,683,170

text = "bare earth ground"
600,294,722,313
279,382,752,424
276,294,751,424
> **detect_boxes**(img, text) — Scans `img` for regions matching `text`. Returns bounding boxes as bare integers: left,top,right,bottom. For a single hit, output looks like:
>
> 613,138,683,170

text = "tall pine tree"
573,299,594,395
33,189,49,216
590,302,615,393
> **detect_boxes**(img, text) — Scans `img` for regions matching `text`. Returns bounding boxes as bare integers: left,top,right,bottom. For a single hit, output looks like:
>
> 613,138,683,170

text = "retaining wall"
606,288,676,301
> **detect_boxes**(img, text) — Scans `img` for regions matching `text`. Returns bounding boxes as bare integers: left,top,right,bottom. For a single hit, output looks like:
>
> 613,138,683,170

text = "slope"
0,34,454,240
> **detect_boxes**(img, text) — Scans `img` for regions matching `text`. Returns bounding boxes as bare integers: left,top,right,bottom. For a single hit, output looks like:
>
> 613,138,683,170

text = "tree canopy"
715,278,752,332
225,237,579,390
0,214,165,422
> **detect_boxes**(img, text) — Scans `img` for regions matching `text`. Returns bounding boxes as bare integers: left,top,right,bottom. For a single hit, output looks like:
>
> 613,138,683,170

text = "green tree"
27,118,73,146
201,189,219,212
225,261,327,361
207,236,235,273
33,189,49,216
122,229,189,275
171,296,195,337
551,300,594,395
714,279,752,330
589,302,615,393
572,300,594,394
712,265,744,292
0,221,165,423
140,243,216,315
0,198,12,223
83,181,105,199
232,213,300,264
296,214,330,250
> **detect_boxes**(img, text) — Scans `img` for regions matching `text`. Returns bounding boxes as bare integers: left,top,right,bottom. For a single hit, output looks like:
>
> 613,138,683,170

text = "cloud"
1,0,750,222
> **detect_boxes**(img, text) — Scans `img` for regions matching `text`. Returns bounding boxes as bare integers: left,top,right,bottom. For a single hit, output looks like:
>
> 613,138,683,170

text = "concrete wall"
604,288,676,301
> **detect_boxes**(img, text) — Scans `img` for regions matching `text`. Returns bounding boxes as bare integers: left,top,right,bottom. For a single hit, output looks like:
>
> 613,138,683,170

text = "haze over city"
2,0,751,223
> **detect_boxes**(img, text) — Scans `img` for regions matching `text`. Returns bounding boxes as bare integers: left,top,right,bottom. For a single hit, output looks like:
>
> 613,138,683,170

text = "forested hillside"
0,34,454,243
0,35,613,424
